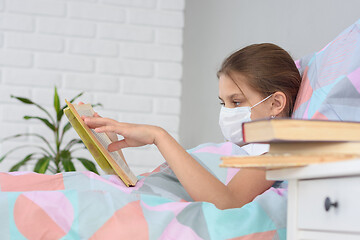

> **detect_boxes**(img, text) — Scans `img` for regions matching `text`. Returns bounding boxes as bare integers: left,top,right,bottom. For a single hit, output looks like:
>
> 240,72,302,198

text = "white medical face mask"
219,94,273,144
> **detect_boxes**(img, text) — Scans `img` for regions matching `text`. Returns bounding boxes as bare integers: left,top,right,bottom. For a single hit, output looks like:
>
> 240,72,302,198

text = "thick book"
64,100,138,187
220,153,360,169
221,142,360,169
268,142,360,155
242,118,360,143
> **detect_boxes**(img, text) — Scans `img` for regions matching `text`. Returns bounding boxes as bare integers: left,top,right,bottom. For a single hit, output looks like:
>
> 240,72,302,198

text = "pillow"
292,18,360,121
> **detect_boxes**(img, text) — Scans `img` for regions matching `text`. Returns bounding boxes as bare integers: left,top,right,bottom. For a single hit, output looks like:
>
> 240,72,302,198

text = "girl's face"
218,73,273,120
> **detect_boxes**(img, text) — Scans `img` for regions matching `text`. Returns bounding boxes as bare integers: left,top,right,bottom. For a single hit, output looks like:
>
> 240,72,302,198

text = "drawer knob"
324,197,338,211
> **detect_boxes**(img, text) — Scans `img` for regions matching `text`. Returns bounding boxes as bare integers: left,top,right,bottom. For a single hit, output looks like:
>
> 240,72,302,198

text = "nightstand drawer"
298,176,360,233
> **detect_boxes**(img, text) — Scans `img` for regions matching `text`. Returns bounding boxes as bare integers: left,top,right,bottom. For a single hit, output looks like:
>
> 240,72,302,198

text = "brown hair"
217,43,301,117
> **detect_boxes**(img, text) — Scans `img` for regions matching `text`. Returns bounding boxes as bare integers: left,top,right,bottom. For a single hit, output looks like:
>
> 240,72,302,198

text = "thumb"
108,140,128,152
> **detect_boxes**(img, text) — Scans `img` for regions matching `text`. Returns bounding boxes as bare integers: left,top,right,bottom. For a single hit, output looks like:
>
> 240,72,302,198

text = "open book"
64,100,138,187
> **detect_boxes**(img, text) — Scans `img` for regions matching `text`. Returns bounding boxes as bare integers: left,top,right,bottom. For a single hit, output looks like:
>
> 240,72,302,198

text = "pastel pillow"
292,18,360,121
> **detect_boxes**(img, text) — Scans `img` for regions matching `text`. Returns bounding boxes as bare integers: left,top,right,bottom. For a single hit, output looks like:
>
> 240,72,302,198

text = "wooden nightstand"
266,158,360,240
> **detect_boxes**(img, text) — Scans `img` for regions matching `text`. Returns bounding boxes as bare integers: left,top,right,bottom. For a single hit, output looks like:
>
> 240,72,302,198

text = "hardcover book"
64,100,138,187
242,119,360,143
221,119,360,169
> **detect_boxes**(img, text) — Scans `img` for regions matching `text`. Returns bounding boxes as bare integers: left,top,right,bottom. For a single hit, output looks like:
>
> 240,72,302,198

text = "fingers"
108,140,129,151
94,125,120,134
106,132,118,142
83,116,113,127
83,116,124,135
78,102,84,105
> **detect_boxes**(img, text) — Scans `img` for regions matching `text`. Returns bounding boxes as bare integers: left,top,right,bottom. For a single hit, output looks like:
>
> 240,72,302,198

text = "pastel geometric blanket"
293,18,360,121
0,142,287,240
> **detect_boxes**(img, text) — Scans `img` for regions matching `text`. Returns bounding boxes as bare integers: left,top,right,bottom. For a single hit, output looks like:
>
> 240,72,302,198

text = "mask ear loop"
227,73,273,111
250,93,274,110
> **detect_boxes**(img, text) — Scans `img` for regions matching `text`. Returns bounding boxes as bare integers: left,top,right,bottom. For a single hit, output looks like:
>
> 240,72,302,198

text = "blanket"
0,142,287,240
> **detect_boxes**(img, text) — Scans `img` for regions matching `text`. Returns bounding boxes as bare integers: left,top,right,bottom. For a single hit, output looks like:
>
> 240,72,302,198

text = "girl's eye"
234,101,241,106
219,102,225,106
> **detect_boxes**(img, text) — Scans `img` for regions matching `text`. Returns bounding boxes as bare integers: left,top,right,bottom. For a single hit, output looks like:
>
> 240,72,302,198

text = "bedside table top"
266,158,360,180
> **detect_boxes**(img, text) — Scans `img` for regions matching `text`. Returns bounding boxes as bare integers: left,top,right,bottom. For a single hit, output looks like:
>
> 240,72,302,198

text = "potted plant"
0,87,100,174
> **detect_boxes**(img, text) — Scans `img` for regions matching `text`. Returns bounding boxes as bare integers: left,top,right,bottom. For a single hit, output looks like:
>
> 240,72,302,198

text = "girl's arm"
155,128,275,209
83,117,275,210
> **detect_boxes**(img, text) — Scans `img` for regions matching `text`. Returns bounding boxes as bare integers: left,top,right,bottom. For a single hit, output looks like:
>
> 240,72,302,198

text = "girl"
83,43,301,210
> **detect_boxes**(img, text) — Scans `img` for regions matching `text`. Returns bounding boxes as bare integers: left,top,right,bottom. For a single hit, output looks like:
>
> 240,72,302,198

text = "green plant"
0,87,100,174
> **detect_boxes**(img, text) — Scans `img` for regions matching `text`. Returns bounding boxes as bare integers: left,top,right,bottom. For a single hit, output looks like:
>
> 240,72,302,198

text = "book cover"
242,118,360,143
63,100,138,187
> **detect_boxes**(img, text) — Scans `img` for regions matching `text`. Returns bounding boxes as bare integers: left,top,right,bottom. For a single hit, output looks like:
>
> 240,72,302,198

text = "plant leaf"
59,92,84,122
9,153,35,172
91,103,103,108
63,122,72,133
69,92,84,103
34,156,50,173
10,96,33,104
77,158,99,174
60,122,72,141
59,122,74,148
54,86,61,121
1,133,56,155
65,139,83,150
61,150,76,171
0,145,43,163
0,154,7,163
47,163,57,174
11,95,55,124
24,116,55,131
0,133,25,142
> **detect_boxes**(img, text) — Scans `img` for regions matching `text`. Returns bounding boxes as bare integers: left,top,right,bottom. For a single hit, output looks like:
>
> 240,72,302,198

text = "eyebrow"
218,93,244,101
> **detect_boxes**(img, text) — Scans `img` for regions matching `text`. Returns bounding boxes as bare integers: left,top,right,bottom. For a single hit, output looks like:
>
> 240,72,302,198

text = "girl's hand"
83,116,163,152
78,102,118,142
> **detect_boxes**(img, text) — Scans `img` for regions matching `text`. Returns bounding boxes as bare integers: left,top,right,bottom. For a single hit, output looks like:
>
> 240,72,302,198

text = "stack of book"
220,119,360,169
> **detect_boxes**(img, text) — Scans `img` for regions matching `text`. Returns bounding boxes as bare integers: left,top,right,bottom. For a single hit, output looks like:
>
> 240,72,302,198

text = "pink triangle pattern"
225,168,240,185
311,111,329,120
90,200,148,240
141,200,190,216
14,194,68,240
193,142,233,155
228,229,277,240
348,66,360,93
271,187,287,196
22,192,74,234
293,67,313,112
82,171,144,193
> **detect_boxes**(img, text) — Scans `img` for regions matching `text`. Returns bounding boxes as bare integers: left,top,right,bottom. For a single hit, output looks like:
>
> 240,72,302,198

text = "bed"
0,142,287,240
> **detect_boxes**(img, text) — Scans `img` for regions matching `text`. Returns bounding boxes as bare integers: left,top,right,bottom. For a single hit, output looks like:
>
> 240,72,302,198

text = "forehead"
218,74,247,95
218,73,261,100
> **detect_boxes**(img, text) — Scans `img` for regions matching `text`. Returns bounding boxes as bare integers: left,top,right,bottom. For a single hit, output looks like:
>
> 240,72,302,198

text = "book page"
74,104,135,178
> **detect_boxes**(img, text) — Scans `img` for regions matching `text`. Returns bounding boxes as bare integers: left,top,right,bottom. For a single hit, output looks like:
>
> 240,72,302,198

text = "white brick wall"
0,0,185,176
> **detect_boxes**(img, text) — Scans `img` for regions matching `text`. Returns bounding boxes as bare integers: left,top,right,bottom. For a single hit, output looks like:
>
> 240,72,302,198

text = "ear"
270,91,287,117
